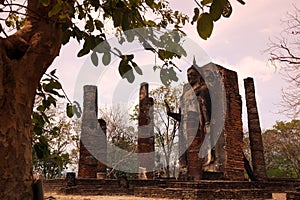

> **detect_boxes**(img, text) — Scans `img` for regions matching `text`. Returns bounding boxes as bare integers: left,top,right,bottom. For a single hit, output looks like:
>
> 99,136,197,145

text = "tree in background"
130,85,181,177
32,115,80,179
32,71,80,178
262,120,300,178
99,105,137,178
268,6,300,117
150,85,181,178
0,0,245,197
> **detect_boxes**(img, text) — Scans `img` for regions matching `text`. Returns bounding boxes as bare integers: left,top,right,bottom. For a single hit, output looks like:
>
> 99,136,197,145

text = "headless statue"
165,64,215,171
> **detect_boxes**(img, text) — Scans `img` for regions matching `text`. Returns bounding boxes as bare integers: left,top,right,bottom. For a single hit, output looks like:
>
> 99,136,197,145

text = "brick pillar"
186,111,203,180
78,85,98,178
217,66,245,180
138,83,155,179
97,118,107,179
244,77,267,180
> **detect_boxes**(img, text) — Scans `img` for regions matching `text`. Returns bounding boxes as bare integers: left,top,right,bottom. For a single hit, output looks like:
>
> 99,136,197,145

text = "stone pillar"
186,111,203,180
78,85,99,178
137,83,155,179
97,118,107,179
244,77,267,180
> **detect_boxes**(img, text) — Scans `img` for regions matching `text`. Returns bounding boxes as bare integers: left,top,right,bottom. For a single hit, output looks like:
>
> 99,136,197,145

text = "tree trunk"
0,1,62,198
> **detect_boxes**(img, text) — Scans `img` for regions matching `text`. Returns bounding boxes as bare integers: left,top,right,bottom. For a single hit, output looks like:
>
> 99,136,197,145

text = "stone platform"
44,178,300,200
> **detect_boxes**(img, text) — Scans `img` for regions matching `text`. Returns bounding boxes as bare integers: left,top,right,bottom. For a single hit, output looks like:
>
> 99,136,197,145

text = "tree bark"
0,0,62,198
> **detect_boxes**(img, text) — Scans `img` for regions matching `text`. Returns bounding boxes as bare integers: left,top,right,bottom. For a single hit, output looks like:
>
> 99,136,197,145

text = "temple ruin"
44,63,300,199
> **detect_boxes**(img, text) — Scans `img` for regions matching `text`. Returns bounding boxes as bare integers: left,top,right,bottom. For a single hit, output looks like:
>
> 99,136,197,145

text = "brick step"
63,186,133,195
165,180,299,192
286,191,300,200
134,187,273,200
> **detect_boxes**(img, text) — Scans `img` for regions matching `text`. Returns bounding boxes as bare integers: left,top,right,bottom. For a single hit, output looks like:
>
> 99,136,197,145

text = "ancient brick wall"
244,77,267,180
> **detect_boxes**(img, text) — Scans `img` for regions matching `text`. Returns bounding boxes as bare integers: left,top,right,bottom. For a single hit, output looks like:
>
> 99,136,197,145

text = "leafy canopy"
0,0,245,85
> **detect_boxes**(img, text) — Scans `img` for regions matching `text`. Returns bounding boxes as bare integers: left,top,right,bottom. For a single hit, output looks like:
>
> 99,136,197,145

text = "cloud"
231,56,275,82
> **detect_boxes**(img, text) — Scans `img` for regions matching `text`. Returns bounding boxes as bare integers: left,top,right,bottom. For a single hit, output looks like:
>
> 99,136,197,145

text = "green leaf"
222,0,232,18
197,13,214,40
118,59,135,83
66,103,74,118
50,81,62,90
147,20,156,27
48,2,62,17
102,52,111,66
160,68,171,86
210,0,226,21
94,20,104,31
201,0,213,5
91,51,98,66
90,0,100,10
158,49,177,60
112,11,123,27
124,69,135,83
95,40,110,53
73,26,83,41
78,5,85,20
160,67,179,86
132,62,143,75
47,95,57,107
62,30,72,45
191,7,200,25
77,46,90,57
41,0,50,7
121,54,134,61
50,69,56,76
168,67,178,82
146,0,155,8
85,20,95,32
37,105,46,112
5,19,14,28
125,31,134,42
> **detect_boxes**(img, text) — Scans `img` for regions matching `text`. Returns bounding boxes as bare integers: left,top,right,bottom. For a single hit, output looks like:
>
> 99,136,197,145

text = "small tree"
32,115,80,179
150,85,181,178
268,6,300,117
32,71,80,178
262,120,300,178
99,105,137,178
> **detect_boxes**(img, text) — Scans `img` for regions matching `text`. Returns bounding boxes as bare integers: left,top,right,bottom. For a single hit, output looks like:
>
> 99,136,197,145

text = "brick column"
186,111,203,180
217,66,245,180
138,83,155,179
97,118,107,179
244,77,267,180
78,85,99,178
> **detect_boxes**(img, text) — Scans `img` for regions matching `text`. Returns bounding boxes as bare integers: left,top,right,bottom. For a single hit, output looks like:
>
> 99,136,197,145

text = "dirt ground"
45,192,286,200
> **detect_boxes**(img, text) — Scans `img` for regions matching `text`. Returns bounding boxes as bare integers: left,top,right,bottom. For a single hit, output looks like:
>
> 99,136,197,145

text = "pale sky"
49,0,299,130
